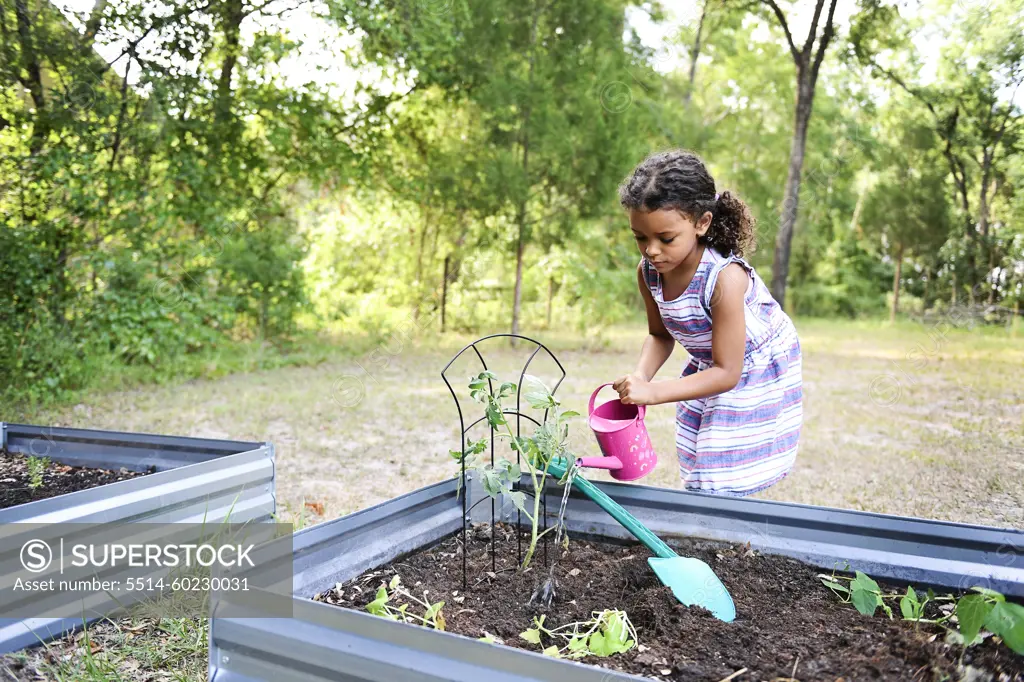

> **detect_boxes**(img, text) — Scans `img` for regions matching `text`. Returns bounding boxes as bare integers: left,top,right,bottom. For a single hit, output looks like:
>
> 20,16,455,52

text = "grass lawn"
3,316,1022,680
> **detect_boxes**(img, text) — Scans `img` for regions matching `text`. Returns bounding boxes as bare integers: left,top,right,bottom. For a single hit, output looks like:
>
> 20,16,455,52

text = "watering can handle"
588,383,646,421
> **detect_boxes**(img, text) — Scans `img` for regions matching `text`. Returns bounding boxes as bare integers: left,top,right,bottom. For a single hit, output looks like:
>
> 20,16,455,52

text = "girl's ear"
694,211,713,237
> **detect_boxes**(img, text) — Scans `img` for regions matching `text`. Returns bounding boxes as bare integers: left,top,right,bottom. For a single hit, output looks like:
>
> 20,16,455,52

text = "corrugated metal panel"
2,422,263,472
290,480,462,599
210,600,639,682
0,423,276,654
543,477,1024,598
210,473,1024,682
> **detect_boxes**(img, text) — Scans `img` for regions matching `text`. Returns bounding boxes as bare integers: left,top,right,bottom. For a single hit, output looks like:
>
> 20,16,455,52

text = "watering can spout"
576,456,623,471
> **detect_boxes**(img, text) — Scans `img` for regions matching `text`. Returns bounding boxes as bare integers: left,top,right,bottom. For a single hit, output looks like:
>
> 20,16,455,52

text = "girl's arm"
621,263,747,406
632,261,675,382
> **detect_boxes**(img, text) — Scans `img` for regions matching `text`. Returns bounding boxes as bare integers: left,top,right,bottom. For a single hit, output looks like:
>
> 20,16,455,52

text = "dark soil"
316,523,1024,682
0,450,153,511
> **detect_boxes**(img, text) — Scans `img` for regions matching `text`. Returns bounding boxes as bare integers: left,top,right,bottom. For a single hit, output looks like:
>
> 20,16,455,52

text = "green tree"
854,0,1024,307
339,0,646,340
860,109,952,321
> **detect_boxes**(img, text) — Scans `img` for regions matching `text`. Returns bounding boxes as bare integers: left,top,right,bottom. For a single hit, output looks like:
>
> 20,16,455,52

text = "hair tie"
714,192,720,202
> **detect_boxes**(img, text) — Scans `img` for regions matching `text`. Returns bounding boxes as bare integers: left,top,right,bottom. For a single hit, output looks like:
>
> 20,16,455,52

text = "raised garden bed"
209,475,1024,682
0,422,276,654
0,450,151,511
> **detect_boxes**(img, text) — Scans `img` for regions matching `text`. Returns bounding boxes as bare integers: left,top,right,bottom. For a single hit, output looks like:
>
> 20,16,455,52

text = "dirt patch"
0,450,153,511
316,524,1024,682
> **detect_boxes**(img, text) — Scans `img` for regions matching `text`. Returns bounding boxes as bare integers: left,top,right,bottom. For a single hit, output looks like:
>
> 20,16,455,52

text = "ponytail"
704,190,756,258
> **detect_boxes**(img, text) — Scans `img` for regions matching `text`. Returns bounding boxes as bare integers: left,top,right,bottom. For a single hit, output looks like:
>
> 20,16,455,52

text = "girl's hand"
612,373,657,406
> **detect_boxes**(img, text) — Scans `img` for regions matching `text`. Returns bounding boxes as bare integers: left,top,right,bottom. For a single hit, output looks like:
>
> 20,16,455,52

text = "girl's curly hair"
617,149,756,257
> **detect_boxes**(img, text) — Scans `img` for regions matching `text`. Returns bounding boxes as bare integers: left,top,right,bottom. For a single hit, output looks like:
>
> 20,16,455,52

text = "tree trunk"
922,264,932,312
14,0,47,155
215,0,244,134
546,277,554,328
511,210,526,339
765,0,838,309
1013,299,1020,338
683,1,708,106
413,212,431,324
849,183,865,234
987,245,997,306
770,78,813,307
441,255,450,333
890,242,903,323
951,271,958,307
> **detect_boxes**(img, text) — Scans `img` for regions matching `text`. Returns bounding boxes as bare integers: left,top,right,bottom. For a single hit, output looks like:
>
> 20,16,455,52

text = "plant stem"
497,412,545,570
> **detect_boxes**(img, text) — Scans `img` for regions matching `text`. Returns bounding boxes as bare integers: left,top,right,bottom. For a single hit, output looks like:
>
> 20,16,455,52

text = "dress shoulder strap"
638,256,659,295
701,249,753,314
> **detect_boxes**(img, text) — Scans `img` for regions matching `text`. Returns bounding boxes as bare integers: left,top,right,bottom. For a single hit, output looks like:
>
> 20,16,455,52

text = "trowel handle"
547,457,676,560
588,383,646,421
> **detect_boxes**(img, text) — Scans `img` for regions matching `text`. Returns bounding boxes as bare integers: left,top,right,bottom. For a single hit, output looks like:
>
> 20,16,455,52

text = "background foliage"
1,0,1022,407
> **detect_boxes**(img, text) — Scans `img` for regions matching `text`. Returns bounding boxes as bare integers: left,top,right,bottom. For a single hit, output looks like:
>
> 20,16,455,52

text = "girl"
612,149,803,497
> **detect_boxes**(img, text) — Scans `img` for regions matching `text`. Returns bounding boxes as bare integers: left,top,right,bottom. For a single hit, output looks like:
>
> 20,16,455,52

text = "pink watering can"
576,382,657,481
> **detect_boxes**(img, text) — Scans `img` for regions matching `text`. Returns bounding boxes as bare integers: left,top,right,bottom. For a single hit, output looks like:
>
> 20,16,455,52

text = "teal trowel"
546,457,736,622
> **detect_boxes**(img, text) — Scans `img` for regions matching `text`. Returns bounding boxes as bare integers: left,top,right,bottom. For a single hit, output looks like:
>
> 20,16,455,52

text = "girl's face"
629,208,711,273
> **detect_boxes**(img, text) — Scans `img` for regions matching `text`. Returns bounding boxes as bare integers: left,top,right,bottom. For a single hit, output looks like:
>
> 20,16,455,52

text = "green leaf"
375,586,388,602
604,612,628,643
519,628,542,645
560,410,580,418
900,587,920,620
479,634,497,644
850,571,881,594
984,601,1024,654
496,458,520,480
969,586,1005,602
481,469,503,496
851,588,879,616
820,578,850,595
508,491,527,514
389,575,401,589
525,391,553,410
957,594,995,645
366,596,388,616
485,404,507,427
425,601,445,620
588,631,608,656
567,636,588,652
541,646,561,658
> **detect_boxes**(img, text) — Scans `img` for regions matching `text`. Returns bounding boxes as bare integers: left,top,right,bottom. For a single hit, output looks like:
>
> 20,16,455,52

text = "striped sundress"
639,246,803,496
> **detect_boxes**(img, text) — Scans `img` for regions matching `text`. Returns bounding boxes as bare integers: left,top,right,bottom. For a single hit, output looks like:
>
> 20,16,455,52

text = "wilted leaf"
820,577,850,595
508,491,527,514
519,628,542,645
